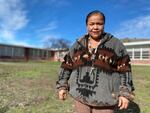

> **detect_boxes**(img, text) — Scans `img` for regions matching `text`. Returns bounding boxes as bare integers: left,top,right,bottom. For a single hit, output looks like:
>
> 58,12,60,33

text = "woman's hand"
58,89,67,100
118,96,129,109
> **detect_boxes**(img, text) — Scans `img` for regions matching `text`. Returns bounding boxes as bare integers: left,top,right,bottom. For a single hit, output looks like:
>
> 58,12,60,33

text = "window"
13,47,24,57
5,46,12,56
134,51,140,59
142,51,149,59
0,46,5,56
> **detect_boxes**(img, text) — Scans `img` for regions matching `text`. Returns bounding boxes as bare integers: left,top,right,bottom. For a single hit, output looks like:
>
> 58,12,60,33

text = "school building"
124,41,150,65
0,43,67,62
0,41,150,65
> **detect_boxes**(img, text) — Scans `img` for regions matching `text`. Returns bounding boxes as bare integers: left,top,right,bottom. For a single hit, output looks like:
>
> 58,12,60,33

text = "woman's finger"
59,90,67,100
118,96,129,110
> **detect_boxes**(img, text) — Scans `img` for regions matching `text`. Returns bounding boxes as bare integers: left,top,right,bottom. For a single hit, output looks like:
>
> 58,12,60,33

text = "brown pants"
75,100,114,113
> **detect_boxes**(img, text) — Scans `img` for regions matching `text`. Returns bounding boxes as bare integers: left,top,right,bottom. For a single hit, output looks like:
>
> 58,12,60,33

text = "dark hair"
86,10,105,25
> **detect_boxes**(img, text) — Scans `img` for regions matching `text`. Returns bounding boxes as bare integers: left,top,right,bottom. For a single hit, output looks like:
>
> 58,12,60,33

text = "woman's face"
86,14,104,40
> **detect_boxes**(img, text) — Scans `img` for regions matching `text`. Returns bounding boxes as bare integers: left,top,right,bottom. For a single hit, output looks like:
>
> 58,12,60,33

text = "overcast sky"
0,0,150,48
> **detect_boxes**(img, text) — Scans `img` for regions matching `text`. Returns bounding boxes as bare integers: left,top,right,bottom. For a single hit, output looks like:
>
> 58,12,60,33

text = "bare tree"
43,38,71,49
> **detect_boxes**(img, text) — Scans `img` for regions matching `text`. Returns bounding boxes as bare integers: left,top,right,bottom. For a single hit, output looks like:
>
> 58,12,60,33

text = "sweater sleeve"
56,52,73,90
56,40,79,91
117,41,135,100
119,71,135,100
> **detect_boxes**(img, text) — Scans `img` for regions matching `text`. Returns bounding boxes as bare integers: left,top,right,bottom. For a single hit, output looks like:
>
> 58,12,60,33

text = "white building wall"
127,48,150,60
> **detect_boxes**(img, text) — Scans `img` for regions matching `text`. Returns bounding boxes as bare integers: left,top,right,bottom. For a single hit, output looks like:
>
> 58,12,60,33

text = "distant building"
0,43,67,62
0,41,150,65
124,41,150,65
49,48,68,61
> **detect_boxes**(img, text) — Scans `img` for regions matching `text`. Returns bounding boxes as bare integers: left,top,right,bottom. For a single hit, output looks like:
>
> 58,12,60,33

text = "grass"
0,61,73,113
132,66,150,113
0,61,150,113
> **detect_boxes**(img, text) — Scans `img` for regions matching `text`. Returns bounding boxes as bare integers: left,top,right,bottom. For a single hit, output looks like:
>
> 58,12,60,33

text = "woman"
56,10,134,113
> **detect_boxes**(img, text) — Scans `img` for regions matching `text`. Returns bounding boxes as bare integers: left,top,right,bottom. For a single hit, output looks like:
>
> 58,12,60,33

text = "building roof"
123,41,150,46
0,43,67,51
0,43,48,50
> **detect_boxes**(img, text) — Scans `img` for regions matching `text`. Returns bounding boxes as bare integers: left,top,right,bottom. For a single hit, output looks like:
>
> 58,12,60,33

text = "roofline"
0,43,49,50
1,40,150,49
0,43,68,51
123,41,150,46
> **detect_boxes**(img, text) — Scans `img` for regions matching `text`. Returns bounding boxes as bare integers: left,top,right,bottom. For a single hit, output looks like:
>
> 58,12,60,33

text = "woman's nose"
93,24,98,29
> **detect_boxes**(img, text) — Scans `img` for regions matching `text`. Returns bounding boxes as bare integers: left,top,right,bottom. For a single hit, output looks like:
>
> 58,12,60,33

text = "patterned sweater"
56,32,134,107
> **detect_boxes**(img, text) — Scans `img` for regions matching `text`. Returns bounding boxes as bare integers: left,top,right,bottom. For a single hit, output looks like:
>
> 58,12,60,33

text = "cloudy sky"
0,0,150,48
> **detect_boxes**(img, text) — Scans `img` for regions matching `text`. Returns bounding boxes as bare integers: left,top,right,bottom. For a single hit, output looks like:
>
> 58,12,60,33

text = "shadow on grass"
115,101,140,113
0,106,9,113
